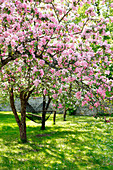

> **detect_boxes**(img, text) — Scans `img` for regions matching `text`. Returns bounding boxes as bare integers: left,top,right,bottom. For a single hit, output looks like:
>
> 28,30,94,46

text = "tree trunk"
10,87,34,143
41,111,46,130
41,94,46,130
19,119,26,143
63,107,67,121
53,111,56,125
19,107,27,142
10,87,21,127
10,88,27,142
20,92,27,143
19,88,34,142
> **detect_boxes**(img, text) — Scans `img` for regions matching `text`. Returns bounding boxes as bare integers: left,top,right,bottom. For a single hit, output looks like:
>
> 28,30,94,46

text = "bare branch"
59,8,72,23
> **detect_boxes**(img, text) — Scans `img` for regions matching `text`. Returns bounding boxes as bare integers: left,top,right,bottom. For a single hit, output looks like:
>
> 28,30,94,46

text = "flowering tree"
0,0,113,142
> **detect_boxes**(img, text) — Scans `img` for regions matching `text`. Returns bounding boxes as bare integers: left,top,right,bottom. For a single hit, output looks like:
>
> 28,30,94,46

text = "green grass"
0,111,113,170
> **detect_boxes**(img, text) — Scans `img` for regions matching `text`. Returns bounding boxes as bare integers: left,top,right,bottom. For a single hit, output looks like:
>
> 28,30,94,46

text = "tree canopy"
0,0,113,142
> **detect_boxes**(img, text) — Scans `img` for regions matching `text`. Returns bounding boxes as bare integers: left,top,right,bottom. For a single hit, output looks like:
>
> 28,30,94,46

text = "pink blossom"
33,79,40,87
55,71,61,76
89,105,93,110
43,89,47,95
52,104,56,107
18,67,22,72
52,94,58,99
50,68,55,74
58,88,62,94
50,17,57,23
58,104,63,108
95,73,99,79
76,91,81,99
38,60,45,66
85,95,91,101
80,61,88,67
82,101,87,106
61,76,65,82
11,39,16,47
94,102,100,107
109,16,113,23
97,87,105,97
111,3,113,7
33,66,38,73
4,83,7,89
40,69,44,77
105,70,110,75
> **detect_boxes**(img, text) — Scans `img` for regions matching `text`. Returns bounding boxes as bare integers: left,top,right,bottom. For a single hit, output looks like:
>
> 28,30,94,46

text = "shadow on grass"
0,126,80,169
0,112,113,169
0,112,16,123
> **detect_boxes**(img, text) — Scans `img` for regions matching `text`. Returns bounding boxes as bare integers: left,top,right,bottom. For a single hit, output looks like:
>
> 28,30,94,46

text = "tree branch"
10,86,21,127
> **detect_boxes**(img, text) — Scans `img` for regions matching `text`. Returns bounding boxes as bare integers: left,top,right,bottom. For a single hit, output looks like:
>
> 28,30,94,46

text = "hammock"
26,113,42,123
26,100,53,123
26,111,53,123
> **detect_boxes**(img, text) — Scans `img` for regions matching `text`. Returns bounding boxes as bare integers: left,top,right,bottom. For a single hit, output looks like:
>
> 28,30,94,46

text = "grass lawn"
0,111,113,170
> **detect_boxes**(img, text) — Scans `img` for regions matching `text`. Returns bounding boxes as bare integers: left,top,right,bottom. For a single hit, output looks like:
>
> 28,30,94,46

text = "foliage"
67,107,77,115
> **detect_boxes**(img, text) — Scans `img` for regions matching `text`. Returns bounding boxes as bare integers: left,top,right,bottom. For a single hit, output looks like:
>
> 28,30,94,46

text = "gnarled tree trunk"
19,94,27,143
10,87,27,142
10,87,21,128
10,86,34,143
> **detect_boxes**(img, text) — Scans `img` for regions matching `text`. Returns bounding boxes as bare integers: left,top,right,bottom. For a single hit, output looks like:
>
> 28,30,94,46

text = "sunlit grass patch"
0,111,113,170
